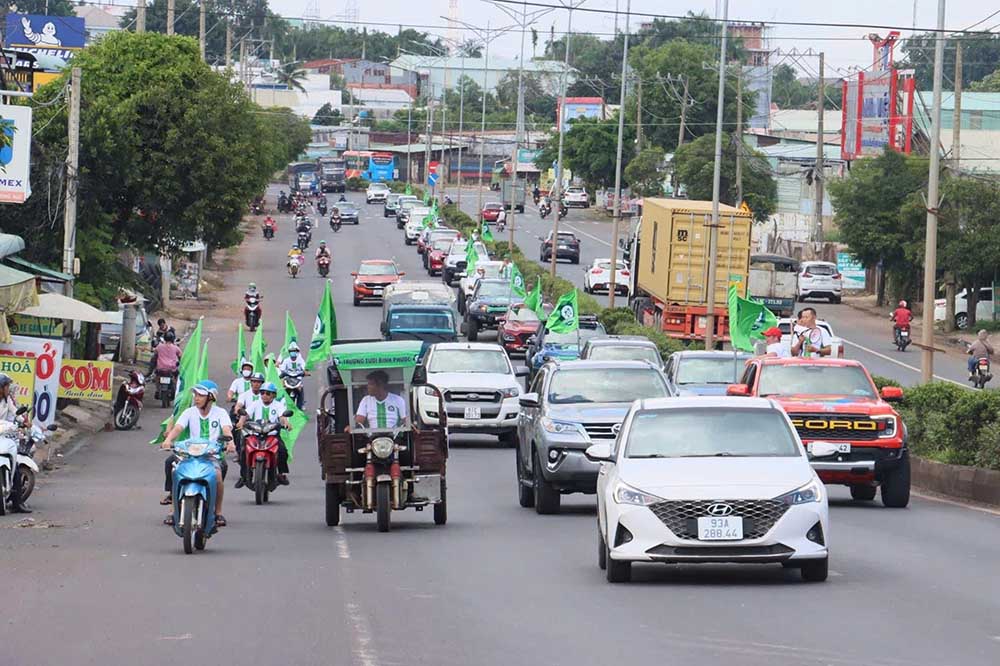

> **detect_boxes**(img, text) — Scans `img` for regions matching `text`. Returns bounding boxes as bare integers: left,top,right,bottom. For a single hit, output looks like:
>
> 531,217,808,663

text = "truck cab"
381,283,459,344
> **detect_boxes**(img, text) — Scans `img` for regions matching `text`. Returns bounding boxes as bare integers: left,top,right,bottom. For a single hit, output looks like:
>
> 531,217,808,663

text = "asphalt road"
5,188,999,666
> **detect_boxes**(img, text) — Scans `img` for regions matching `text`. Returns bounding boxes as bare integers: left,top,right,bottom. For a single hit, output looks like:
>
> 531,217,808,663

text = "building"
303,57,419,98
761,109,843,144
75,5,124,44
389,54,574,96
346,87,413,120
915,91,1000,173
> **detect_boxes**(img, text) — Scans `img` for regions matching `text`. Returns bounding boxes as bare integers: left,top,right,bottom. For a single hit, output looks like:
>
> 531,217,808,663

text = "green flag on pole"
545,289,579,334
263,362,309,460
431,199,439,215
480,220,494,242
524,278,543,318
465,241,480,273
405,183,412,195
196,340,210,384
423,190,431,205
307,280,337,370
509,263,527,299
230,323,246,374
422,211,435,229
727,285,778,352
150,319,203,445
279,311,299,362
250,324,266,374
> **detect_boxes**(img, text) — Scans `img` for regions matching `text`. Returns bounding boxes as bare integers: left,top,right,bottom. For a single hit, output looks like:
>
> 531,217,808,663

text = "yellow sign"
739,201,751,213
33,71,61,88
57,359,115,401
0,355,36,413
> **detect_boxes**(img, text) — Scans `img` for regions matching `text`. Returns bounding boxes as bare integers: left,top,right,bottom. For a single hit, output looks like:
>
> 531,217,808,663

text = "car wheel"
956,313,969,330
571,256,580,265
499,430,517,448
830,296,842,304
880,455,911,508
516,446,535,508
353,297,360,306
597,525,607,570
850,484,877,501
606,542,631,583
533,449,561,515
800,557,829,582
467,318,479,341
797,294,806,302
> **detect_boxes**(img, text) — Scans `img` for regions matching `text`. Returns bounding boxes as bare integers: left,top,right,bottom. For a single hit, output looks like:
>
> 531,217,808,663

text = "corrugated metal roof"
347,87,413,103
644,198,745,215
918,91,1000,112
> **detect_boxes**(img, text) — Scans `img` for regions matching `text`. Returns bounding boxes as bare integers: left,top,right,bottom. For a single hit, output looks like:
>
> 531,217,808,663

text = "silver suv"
515,360,671,514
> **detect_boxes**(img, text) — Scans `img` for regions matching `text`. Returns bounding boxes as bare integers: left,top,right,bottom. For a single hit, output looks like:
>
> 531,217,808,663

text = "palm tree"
276,61,308,93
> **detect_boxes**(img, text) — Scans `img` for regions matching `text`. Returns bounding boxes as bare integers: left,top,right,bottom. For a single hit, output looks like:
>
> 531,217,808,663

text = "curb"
912,456,1000,507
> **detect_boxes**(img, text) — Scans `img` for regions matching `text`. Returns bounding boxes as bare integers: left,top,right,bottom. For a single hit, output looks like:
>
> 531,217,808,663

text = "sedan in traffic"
365,182,390,204
481,202,504,223
589,396,830,583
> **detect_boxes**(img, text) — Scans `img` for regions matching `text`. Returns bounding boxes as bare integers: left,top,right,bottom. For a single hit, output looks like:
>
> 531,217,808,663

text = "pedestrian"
762,327,790,358
790,307,832,357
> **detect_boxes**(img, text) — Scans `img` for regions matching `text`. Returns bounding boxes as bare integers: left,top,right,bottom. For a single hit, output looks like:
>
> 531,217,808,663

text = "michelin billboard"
5,14,86,67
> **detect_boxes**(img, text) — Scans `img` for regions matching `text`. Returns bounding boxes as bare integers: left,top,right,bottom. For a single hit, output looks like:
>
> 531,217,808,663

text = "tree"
971,68,1000,92
495,71,556,121
276,61,307,92
534,117,631,190
545,33,624,102
772,64,813,109
672,133,776,222
623,147,666,196
902,33,1000,90
313,102,341,126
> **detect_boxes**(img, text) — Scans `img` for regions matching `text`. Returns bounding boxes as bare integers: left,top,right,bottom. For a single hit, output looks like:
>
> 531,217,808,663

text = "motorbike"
170,438,228,553
539,203,551,219
444,196,454,205
13,411,56,505
113,374,145,430
244,294,262,331
288,255,304,278
0,420,17,516
497,218,506,232
893,322,912,351
971,355,993,389
277,196,290,214
533,192,540,205
317,199,328,216
317,254,331,277
297,230,311,249
282,369,305,409
262,222,275,240
251,200,264,215
330,214,342,233
558,205,568,220
154,368,178,408
241,418,289,505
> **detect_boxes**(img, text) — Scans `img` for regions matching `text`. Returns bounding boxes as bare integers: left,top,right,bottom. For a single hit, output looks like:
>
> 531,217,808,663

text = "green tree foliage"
274,25,441,63
10,0,76,15
313,102,341,126
970,67,1000,92
495,71,557,121
902,34,1000,90
545,33,624,102
275,61,307,92
770,63,839,110
623,147,666,196
672,133,776,222
534,117,631,190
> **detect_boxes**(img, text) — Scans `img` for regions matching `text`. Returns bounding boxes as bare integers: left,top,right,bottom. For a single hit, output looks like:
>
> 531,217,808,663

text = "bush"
346,177,370,191
974,422,1000,470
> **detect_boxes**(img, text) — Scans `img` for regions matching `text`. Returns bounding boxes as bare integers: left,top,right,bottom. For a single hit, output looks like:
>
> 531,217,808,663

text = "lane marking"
346,601,378,666
840,338,969,388
333,525,350,559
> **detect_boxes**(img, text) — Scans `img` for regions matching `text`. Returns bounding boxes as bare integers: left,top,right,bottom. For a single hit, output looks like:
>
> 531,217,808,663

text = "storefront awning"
4,256,74,283
0,234,26,260
0,264,39,343
17,292,119,325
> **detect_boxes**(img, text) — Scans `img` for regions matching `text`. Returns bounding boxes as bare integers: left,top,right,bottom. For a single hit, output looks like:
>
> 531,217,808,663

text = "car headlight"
477,304,488,313
614,483,662,506
775,479,824,506
874,415,897,439
540,417,583,435
503,334,516,341
371,437,395,459
422,386,441,397
500,387,519,398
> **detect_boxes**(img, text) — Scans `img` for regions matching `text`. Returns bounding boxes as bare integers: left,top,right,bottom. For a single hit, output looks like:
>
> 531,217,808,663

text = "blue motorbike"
171,439,224,554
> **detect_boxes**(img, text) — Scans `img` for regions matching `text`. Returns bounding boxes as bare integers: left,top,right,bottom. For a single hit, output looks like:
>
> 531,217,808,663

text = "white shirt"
792,324,832,356
175,405,232,442
0,395,18,423
245,398,287,424
237,390,263,411
279,356,306,375
356,393,408,429
229,376,253,396
766,342,791,358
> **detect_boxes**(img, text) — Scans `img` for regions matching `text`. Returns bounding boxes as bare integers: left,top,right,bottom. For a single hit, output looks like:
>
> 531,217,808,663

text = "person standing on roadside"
790,307,832,357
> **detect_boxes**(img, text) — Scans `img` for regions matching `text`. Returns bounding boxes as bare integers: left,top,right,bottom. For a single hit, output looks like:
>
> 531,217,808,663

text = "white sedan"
588,396,830,583
583,258,630,295
365,182,390,203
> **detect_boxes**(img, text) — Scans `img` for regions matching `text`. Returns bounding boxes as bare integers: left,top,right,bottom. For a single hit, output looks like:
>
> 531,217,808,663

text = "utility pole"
136,1,145,33
551,2,584,278
225,22,232,68
607,0,631,307
62,68,81,357
199,0,207,60
456,51,466,205
735,68,743,205
677,76,689,148
704,0,729,351
167,0,175,35
406,105,412,184
944,41,962,333
239,38,247,91
921,0,947,384
813,52,825,242
635,77,643,152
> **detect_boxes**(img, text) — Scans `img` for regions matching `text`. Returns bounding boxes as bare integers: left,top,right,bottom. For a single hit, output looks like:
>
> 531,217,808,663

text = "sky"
269,0,997,75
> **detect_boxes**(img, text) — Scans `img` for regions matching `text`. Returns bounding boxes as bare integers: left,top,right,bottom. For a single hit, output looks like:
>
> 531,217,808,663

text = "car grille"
649,499,789,541
789,413,883,441
360,282,386,290
446,389,501,403
581,422,619,440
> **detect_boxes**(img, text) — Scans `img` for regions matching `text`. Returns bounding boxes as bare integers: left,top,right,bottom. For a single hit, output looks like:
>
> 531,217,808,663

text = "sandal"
159,494,173,506
163,515,175,526
214,514,227,528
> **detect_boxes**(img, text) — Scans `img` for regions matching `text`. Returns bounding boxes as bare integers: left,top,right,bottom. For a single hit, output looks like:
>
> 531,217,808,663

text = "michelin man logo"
21,17,62,46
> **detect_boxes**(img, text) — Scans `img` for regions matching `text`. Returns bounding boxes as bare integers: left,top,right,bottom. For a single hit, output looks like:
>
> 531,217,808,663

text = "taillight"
621,270,630,276
803,272,812,278
833,273,842,280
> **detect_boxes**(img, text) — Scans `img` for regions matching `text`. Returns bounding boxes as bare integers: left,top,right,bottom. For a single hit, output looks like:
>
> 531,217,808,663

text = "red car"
352,260,404,306
498,303,540,356
425,238,456,276
418,228,460,259
480,202,503,223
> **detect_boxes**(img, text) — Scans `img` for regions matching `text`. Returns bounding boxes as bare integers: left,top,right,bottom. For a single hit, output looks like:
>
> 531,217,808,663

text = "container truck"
317,156,346,193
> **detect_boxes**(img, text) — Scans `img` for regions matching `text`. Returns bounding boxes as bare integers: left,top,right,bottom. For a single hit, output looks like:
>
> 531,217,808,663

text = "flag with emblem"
545,289,579,334
524,278,543,318
422,210,435,229
279,311,299,362
480,220,494,242
509,263,526,299
727,285,777,352
264,361,309,460
230,323,246,374
422,189,431,205
307,280,337,370
150,319,203,445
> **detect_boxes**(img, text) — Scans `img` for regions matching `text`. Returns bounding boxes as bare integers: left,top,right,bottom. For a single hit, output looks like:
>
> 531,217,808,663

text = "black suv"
463,278,516,341
540,231,580,264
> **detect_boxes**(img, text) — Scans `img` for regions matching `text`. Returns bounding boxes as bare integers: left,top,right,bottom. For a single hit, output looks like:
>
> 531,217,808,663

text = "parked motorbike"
241,419,288,505
244,294,262,331
170,438,228,553
971,355,993,389
330,214,342,233
893,323,912,352
282,369,305,409
0,420,18,516
113,372,145,430
317,255,331,278
288,255,304,278
154,368,178,409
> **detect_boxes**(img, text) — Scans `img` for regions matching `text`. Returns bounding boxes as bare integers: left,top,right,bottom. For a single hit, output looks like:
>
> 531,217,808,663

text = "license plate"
697,516,743,541
900,330,909,337
159,377,172,384
373,288,383,295
835,443,851,453
464,406,481,419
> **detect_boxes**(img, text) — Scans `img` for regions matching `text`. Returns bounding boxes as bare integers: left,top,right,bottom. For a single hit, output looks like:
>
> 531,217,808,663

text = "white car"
583,258,630,295
797,261,843,303
563,186,589,208
934,287,992,330
588,396,830,583
777,318,845,358
365,182,390,204
459,260,505,313
404,207,434,244
442,239,489,286
416,342,527,445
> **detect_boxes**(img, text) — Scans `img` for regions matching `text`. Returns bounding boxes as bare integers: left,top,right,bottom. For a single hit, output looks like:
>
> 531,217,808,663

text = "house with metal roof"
389,54,574,96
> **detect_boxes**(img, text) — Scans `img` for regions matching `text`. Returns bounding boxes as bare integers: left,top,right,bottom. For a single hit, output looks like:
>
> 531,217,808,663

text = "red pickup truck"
728,357,910,508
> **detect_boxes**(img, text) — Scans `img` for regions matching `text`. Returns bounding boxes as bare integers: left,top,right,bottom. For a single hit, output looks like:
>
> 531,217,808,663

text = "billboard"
841,69,915,160
836,252,866,290
558,97,604,131
0,104,33,203
4,14,85,66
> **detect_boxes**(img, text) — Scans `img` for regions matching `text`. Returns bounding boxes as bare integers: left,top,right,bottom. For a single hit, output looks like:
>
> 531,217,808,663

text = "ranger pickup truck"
727,357,909,507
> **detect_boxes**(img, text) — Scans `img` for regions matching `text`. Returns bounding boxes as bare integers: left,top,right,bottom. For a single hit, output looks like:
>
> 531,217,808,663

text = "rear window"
586,345,660,365
556,233,577,242
484,203,502,210
804,264,837,276
596,261,625,271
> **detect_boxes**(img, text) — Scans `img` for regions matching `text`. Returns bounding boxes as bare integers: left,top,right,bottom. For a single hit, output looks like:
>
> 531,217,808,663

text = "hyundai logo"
611,423,622,436
706,503,734,517
466,393,480,401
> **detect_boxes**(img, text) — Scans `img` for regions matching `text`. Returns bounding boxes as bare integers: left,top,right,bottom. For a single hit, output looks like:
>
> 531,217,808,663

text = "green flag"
405,183,412,195
150,319,203,445
727,285,778,352
480,220,494,242
431,199,439,214
423,190,431,205
524,278,543,317
307,280,337,370
264,361,309,461
196,340,210,384
465,241,480,273
230,323,246,374
279,311,299,361
509,263,527,299
545,289,579,334
421,211,435,229
250,324,266,374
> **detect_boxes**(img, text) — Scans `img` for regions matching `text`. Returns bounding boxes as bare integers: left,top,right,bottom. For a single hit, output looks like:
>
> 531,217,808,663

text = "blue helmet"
192,380,219,400
261,382,279,394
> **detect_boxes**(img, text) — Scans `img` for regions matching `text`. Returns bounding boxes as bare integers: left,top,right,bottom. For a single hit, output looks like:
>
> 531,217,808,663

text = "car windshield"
336,204,358,214
676,357,746,385
567,187,584,193
411,208,432,218
477,281,511,298
758,364,876,398
507,306,540,323
587,345,660,365
548,368,667,404
400,201,419,210
386,194,400,204
359,263,397,276
625,408,800,458
472,265,503,280
805,264,837,276
389,310,454,331
432,239,453,251
370,183,388,191
596,261,626,271
448,241,468,255
428,349,510,374
545,325,606,345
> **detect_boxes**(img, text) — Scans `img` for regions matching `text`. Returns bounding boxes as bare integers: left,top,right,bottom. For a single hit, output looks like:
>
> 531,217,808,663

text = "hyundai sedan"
588,396,830,583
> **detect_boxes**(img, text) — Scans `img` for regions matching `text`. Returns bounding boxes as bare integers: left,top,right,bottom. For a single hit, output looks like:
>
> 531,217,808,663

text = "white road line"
333,525,350,559
346,602,378,666
840,338,969,389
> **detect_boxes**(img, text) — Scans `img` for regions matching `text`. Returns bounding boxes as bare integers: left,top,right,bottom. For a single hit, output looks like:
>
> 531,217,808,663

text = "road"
5,188,999,666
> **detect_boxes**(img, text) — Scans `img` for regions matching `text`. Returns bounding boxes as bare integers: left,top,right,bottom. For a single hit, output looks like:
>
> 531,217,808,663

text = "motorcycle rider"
891,300,913,338
161,381,235,527
539,196,552,217
245,282,261,306
278,191,288,212
315,240,331,262
287,245,304,270
338,193,347,203
236,372,266,414
317,197,328,216
150,330,182,377
279,342,308,408
532,185,541,203
0,374,31,513
967,329,994,378
496,207,507,231
262,214,276,236
236,382,291,487
351,370,408,431
227,361,255,403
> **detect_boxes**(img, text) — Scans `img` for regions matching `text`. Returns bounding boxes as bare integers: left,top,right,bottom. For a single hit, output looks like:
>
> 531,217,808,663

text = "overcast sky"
270,0,996,75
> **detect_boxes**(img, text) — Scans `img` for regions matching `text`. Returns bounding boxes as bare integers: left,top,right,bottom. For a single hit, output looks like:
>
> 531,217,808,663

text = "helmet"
899,300,908,308
248,282,256,289
261,382,278,394
319,240,326,246
164,331,176,343
0,373,11,390
250,372,265,383
288,341,300,352
241,360,253,370
192,381,218,400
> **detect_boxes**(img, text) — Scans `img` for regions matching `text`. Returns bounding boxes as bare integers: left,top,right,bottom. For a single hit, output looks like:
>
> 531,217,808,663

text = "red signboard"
428,161,439,175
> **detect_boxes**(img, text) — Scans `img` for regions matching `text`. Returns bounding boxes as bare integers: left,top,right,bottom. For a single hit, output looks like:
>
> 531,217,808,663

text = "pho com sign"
0,104,32,203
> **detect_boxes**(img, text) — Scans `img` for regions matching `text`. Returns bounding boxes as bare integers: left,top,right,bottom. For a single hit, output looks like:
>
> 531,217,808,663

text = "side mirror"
350,272,358,277
514,366,530,378
881,386,904,401
379,321,388,335
807,441,840,458
398,272,406,277
282,410,294,417
412,365,428,386
518,392,540,408
726,384,750,397
16,405,29,415
526,335,537,345
585,443,614,463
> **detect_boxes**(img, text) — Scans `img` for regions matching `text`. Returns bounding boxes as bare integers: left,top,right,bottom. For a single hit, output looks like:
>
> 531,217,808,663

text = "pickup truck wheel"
800,557,829,582
880,455,911,508
850,484,877,501
499,430,516,448
467,319,479,342
533,450,561,515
